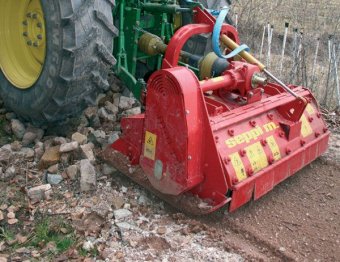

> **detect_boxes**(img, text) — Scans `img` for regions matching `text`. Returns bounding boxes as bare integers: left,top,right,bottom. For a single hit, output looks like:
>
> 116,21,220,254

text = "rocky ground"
0,76,339,261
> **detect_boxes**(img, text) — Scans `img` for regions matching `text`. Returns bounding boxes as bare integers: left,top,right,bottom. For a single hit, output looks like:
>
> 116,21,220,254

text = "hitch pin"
221,34,307,104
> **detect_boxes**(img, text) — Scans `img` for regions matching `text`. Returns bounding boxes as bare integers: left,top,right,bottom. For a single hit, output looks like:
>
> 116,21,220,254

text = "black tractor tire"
0,0,117,125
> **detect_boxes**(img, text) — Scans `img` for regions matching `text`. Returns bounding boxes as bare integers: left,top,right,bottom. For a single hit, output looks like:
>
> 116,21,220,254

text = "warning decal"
229,152,247,182
246,142,269,173
266,135,281,161
144,131,157,160
300,114,313,138
306,104,315,115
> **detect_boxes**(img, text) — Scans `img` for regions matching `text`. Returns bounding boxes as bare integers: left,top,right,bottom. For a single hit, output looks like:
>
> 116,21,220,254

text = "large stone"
66,165,79,180
27,184,52,204
22,127,44,146
47,174,63,185
72,132,87,145
59,142,79,153
80,144,96,163
11,119,25,139
80,160,97,192
38,146,60,169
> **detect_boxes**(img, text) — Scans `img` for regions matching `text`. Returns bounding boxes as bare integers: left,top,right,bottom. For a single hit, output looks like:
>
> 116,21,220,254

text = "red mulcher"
102,7,330,214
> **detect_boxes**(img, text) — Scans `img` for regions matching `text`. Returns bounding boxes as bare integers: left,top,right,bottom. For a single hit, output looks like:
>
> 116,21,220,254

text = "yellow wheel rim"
0,0,46,89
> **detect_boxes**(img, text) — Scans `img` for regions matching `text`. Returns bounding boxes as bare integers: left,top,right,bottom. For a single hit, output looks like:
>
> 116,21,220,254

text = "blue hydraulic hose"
212,7,250,59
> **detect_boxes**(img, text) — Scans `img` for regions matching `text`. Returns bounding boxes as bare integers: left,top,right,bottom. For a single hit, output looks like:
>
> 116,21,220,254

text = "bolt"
323,127,328,133
308,116,314,123
315,132,320,138
228,129,235,136
37,22,42,28
279,131,285,138
22,32,28,37
268,156,274,165
267,113,274,120
286,148,291,155
32,13,38,19
23,20,28,26
27,40,32,46
223,157,231,164
188,155,192,160
300,140,306,146
26,12,32,18
240,149,246,157
249,120,256,127
37,34,42,40
185,109,190,115
261,139,267,146
247,168,254,176
248,91,254,98
33,41,39,47
260,88,265,95
317,112,321,118
232,177,239,185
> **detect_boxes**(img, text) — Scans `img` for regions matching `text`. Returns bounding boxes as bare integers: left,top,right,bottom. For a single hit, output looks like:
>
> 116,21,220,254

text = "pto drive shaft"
220,34,306,102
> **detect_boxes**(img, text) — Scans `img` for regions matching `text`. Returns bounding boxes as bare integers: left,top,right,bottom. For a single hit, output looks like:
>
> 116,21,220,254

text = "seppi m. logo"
225,122,279,148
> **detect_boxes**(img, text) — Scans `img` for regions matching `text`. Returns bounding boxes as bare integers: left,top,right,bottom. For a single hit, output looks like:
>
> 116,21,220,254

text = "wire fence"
231,1,340,111
242,23,340,111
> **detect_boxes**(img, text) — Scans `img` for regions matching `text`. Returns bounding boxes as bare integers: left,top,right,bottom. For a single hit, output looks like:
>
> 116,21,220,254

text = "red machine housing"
109,8,330,213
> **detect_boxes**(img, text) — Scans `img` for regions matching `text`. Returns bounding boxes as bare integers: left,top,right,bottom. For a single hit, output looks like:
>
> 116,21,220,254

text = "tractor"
0,0,330,213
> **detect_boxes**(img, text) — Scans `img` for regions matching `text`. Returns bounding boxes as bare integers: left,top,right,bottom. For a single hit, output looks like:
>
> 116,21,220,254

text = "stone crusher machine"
102,3,330,214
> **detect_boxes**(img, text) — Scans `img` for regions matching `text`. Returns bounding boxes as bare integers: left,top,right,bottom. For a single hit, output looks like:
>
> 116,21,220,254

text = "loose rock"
11,119,25,139
0,148,11,164
27,184,52,204
22,127,44,146
47,164,59,174
124,107,141,116
66,165,79,180
38,146,60,169
118,96,136,110
102,164,117,176
105,101,119,115
80,144,96,163
72,132,87,145
113,209,132,220
59,141,79,153
47,174,63,185
80,160,97,192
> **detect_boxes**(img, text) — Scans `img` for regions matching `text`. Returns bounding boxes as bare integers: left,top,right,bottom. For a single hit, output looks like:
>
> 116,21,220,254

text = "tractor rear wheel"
0,0,117,125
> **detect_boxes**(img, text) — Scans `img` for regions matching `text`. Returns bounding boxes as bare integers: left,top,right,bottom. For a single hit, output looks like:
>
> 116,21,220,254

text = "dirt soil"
123,131,340,261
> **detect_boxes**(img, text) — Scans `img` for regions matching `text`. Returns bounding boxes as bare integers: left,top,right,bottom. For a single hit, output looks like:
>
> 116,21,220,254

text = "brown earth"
157,131,340,261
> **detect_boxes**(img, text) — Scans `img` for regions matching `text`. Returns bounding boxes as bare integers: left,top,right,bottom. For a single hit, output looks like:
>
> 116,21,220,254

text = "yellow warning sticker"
144,131,157,160
229,152,247,182
246,142,269,173
266,135,281,161
306,104,315,115
300,114,313,138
